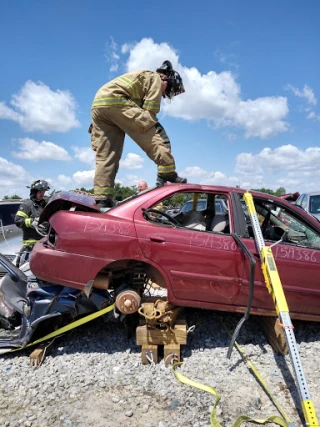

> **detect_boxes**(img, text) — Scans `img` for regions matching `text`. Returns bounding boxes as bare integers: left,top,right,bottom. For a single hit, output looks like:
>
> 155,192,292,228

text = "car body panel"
30,184,320,321
134,206,244,306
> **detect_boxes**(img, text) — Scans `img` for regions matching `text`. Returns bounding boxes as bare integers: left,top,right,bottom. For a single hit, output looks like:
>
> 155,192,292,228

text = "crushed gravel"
0,308,319,427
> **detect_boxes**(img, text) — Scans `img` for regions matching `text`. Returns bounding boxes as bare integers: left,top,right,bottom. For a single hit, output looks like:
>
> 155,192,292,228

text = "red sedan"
31,184,320,322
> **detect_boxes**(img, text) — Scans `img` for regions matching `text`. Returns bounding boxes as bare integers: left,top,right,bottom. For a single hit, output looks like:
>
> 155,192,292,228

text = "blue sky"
0,0,319,199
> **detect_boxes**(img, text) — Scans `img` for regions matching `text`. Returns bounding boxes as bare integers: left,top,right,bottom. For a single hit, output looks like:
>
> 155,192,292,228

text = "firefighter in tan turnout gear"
14,180,50,266
90,60,187,208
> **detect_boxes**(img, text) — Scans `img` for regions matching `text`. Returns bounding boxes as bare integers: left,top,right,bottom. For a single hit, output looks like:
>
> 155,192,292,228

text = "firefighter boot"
156,172,187,187
95,197,114,209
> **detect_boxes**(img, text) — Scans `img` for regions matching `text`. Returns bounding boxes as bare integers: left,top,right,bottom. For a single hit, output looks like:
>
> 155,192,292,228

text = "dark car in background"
176,198,228,215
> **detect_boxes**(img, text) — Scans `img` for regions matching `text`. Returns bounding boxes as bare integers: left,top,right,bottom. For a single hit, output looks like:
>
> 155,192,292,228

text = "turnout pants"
91,106,176,198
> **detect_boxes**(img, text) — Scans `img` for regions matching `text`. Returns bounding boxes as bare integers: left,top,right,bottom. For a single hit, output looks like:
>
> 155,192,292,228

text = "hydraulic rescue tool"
243,191,319,427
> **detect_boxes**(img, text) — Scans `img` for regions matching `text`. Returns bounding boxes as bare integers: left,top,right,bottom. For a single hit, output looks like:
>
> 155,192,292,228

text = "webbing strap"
172,362,291,427
8,303,115,353
221,322,292,423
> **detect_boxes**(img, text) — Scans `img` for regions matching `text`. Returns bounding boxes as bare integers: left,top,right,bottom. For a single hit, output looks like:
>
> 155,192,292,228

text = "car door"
134,192,246,309
236,195,320,319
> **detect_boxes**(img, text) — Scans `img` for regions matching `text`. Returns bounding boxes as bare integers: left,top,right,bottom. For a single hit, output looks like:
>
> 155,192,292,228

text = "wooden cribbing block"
256,316,288,355
136,318,187,346
164,344,180,365
141,345,158,365
29,343,48,367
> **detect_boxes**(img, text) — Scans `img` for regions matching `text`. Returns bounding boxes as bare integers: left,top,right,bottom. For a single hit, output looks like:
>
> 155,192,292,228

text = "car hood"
40,191,100,223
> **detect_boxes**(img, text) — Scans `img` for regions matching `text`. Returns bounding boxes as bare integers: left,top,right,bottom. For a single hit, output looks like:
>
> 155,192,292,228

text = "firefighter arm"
142,73,162,115
14,204,33,229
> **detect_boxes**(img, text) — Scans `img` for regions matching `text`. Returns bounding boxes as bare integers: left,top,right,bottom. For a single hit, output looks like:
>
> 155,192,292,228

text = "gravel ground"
0,309,319,427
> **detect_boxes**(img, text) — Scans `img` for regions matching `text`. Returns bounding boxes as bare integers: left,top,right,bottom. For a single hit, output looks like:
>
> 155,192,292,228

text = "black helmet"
29,179,50,194
156,60,174,75
156,60,185,99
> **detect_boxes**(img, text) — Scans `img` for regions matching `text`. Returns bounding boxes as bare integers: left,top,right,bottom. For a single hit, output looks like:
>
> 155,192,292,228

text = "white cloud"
121,43,134,54
179,144,320,193
242,144,320,173
73,146,95,167
123,174,140,186
0,81,80,132
72,170,94,186
120,153,144,169
105,37,121,73
119,38,289,139
57,174,72,185
200,171,240,187
214,49,238,69
12,138,71,162
286,84,317,105
0,157,30,187
285,84,319,121
307,111,320,121
73,148,144,170
0,102,20,121
0,157,33,198
182,166,207,178
181,165,239,187
235,152,263,175
110,64,119,72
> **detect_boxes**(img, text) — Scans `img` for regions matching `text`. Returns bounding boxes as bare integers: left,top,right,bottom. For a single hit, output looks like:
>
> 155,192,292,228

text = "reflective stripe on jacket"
92,70,162,114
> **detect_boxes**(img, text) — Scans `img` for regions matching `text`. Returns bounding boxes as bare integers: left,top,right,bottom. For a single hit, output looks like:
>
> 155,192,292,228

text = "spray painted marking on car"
189,233,238,251
274,246,318,263
83,218,131,235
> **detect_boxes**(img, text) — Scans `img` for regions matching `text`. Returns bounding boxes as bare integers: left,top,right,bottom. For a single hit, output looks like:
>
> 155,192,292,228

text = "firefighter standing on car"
90,60,187,209
14,180,50,266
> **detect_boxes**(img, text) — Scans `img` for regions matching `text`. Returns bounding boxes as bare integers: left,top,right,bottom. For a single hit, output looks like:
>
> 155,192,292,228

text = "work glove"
37,223,48,234
31,217,39,229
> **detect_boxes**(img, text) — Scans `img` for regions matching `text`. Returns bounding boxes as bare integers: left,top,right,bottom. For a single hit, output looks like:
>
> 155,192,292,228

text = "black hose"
227,233,256,359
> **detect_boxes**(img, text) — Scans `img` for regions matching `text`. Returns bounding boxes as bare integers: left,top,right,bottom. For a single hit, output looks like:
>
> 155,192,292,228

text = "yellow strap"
221,323,291,423
172,363,291,427
10,303,115,353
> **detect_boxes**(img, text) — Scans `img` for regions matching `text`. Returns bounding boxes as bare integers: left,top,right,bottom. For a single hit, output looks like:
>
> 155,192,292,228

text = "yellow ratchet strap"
10,303,115,353
172,362,291,427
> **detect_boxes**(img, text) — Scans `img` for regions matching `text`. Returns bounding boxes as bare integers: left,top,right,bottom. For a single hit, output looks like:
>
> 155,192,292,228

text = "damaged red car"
1,184,320,351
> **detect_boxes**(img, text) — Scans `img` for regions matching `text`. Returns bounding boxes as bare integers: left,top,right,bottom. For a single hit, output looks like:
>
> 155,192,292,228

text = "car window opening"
144,192,230,234
245,197,320,249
